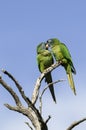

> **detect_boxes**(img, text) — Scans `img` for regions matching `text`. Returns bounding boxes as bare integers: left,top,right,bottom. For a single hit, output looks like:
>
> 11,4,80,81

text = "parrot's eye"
47,39,52,43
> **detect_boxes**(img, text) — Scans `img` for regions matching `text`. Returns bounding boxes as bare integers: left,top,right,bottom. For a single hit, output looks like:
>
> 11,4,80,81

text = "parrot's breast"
52,46,64,61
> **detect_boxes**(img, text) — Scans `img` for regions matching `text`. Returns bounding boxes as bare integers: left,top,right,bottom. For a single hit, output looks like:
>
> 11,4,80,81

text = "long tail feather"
67,71,76,95
45,72,56,103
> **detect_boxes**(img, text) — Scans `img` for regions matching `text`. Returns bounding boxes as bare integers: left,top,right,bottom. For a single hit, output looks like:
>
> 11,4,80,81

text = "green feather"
67,70,76,95
37,42,56,102
47,38,76,95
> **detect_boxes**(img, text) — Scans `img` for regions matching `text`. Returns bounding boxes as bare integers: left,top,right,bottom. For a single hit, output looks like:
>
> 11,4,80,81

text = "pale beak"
45,43,49,49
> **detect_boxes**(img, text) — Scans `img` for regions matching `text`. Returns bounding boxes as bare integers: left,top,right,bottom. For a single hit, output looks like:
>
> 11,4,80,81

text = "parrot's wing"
60,43,72,61
60,43,76,74
37,48,56,102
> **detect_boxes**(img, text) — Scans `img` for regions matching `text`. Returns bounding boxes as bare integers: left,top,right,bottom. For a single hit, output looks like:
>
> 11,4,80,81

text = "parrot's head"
45,38,60,49
45,39,52,49
37,42,46,54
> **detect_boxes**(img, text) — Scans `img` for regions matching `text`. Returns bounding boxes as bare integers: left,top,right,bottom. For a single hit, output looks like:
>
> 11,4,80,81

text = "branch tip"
1,68,6,73
0,74,2,78
25,122,33,130
45,115,51,124
4,103,12,109
67,118,86,130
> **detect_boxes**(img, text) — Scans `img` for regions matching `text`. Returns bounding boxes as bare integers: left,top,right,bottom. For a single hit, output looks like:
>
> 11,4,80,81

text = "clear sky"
0,0,86,130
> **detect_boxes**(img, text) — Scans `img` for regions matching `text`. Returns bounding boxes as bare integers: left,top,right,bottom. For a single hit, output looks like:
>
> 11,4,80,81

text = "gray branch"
0,76,22,107
45,115,51,124
4,104,19,111
25,122,34,130
31,61,62,104
0,71,48,130
66,118,86,130
2,69,32,106
39,79,65,114
1,62,85,130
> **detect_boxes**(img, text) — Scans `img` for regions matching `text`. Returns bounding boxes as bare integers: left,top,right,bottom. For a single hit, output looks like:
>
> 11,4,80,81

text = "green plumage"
37,42,56,102
46,38,76,95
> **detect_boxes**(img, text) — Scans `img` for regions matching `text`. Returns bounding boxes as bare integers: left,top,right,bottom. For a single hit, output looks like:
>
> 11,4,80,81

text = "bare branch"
4,103,47,130
0,76,22,106
2,69,32,107
39,96,42,115
39,79,65,114
45,115,51,124
4,104,19,111
2,61,85,130
25,122,34,130
41,79,65,98
67,118,86,130
0,70,48,130
31,61,62,104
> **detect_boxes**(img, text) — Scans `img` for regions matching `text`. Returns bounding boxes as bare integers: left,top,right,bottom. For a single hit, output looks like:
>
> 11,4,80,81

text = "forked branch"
2,69,32,107
0,76,22,107
0,62,85,130
0,70,48,130
39,79,65,114
31,61,62,104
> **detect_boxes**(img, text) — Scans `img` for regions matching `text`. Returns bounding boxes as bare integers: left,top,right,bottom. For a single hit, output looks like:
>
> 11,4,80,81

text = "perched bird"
37,42,56,102
46,38,76,95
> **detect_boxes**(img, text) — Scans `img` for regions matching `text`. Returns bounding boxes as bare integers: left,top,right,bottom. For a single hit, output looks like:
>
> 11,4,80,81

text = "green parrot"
46,38,76,95
37,42,56,102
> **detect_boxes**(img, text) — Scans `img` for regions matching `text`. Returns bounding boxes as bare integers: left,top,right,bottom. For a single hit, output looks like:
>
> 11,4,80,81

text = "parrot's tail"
45,72,56,103
67,70,76,95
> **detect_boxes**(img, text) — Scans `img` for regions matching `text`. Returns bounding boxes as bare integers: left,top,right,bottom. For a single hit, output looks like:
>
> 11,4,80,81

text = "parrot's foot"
58,60,62,64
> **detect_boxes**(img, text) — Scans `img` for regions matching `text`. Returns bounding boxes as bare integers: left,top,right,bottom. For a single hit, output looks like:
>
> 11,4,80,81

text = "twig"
41,79,65,98
39,79,65,114
4,104,19,111
31,61,62,104
0,76,22,107
2,69,32,107
25,122,33,130
66,118,86,130
45,115,51,124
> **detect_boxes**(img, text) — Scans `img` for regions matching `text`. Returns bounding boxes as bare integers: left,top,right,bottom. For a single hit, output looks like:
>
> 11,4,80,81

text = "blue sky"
0,0,86,130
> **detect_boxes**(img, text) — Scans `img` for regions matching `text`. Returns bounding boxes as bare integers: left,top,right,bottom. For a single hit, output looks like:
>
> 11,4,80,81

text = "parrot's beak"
45,43,49,49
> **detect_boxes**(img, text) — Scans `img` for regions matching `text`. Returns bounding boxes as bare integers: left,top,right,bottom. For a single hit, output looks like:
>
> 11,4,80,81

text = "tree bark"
5,103,48,130
0,62,85,130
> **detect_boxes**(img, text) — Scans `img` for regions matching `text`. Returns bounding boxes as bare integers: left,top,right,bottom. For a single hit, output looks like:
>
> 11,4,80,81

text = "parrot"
45,38,76,95
37,42,56,103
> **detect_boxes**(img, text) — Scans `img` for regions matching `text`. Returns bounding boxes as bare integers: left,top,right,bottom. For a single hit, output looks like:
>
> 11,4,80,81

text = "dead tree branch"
25,122,34,130
66,118,86,130
1,61,85,130
31,61,62,104
0,62,62,130
45,115,51,124
39,79,65,114
0,76,22,107
4,102,47,130
0,72,48,130
2,69,32,107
